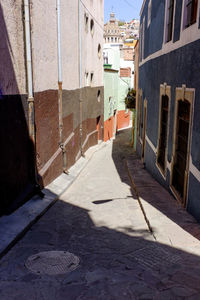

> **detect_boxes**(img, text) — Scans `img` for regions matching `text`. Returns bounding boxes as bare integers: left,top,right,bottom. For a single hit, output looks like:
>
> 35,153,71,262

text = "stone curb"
0,141,107,259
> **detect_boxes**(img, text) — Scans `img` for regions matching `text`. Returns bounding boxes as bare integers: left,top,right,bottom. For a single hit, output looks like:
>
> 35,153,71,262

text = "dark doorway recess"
157,95,169,173
172,99,190,202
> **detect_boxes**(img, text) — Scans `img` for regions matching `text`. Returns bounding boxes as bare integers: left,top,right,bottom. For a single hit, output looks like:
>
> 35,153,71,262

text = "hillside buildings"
104,12,139,44
136,0,200,221
103,13,138,141
0,0,104,215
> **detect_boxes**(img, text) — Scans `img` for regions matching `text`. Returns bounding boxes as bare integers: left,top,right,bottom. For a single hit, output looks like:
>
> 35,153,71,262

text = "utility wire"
79,0,104,31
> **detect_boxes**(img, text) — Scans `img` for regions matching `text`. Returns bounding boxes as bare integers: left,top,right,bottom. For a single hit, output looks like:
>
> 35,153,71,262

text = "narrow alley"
1,129,200,299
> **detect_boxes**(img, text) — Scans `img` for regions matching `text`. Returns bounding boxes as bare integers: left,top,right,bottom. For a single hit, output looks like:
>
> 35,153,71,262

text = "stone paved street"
1,129,200,299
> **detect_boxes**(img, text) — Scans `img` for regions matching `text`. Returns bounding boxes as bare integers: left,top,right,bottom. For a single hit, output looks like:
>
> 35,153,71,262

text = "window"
137,89,143,139
142,17,145,59
148,0,152,27
85,72,89,86
156,84,171,176
97,90,101,102
98,44,101,59
90,72,94,86
184,0,198,28
170,85,194,206
84,13,89,32
166,0,175,42
139,18,145,61
90,19,94,36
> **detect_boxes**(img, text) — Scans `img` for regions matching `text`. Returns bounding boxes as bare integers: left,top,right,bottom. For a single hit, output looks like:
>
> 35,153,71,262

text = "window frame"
147,0,152,27
137,89,143,143
164,0,175,43
156,84,171,179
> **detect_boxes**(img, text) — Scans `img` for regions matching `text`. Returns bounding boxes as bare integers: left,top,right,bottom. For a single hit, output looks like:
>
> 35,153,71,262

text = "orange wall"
117,110,130,130
104,116,114,142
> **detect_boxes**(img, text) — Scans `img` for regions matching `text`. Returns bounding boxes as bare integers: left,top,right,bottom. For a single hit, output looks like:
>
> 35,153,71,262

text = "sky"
104,0,143,23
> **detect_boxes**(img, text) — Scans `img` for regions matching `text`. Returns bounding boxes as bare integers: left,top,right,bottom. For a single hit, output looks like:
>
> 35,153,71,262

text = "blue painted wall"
141,0,165,58
138,14,200,222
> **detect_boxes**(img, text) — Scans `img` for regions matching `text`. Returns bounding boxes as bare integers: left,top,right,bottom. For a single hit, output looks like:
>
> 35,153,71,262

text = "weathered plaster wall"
61,0,79,90
80,0,104,88
0,0,26,95
31,0,58,92
0,1,35,214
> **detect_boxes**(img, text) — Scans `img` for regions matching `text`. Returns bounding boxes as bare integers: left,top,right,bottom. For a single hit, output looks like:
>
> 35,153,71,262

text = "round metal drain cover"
25,251,80,275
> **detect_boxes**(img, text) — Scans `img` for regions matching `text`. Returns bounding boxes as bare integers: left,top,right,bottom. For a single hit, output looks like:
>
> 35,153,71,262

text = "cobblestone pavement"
1,129,200,299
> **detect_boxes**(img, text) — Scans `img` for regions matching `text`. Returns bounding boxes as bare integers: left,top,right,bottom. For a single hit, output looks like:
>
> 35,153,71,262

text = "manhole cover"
25,251,80,275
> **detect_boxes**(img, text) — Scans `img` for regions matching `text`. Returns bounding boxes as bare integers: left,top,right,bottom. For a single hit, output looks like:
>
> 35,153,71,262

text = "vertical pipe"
57,0,67,172
24,0,44,195
24,0,35,144
78,0,84,156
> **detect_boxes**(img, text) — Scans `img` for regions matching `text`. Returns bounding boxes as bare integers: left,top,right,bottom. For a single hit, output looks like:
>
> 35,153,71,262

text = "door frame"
170,85,195,207
142,98,147,163
156,83,171,179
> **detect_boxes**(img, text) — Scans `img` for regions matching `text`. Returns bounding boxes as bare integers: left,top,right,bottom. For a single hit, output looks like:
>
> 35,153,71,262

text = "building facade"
103,46,131,141
104,12,123,44
137,0,200,221
0,0,104,215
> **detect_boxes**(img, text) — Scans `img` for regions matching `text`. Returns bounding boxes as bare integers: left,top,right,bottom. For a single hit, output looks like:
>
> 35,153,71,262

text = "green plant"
125,88,136,109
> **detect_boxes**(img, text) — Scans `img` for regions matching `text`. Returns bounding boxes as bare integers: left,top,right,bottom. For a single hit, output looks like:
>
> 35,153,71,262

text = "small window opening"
84,13,89,32
90,72,94,86
85,72,89,86
97,90,101,102
98,44,101,58
90,19,94,35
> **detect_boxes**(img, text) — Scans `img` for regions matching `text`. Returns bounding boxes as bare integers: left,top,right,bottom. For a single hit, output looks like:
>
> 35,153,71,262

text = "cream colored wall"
31,0,58,92
0,0,26,95
80,0,104,88
1,0,103,95
61,1,79,90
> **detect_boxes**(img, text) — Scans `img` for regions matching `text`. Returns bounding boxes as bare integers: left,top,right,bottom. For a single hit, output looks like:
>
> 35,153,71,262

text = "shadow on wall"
0,3,42,216
3,196,200,298
112,128,200,241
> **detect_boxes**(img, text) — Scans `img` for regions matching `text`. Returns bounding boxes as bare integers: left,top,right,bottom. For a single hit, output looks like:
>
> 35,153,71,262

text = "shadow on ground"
0,194,200,299
112,128,200,242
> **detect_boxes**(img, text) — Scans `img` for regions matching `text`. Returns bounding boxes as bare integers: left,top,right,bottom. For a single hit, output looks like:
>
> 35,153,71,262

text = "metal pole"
57,0,68,172
78,0,84,157
24,0,35,144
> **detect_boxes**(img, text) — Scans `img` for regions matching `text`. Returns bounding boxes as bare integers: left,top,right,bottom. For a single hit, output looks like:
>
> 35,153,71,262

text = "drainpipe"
24,0,43,195
57,0,68,172
24,0,35,144
78,0,84,156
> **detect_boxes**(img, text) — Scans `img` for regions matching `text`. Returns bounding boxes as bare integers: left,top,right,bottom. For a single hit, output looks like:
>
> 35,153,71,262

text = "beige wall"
31,0,104,92
80,0,104,88
0,0,104,94
0,0,26,95
31,0,58,92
